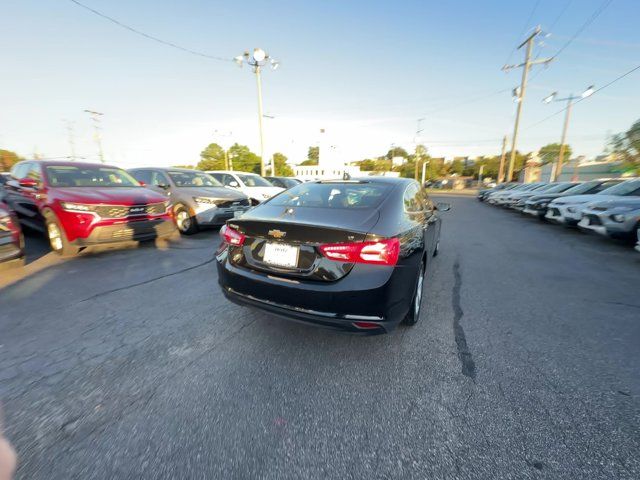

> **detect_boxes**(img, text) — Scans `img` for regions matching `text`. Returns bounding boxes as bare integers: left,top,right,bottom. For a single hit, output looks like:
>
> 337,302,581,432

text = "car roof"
17,160,124,169
130,167,203,172
311,176,414,186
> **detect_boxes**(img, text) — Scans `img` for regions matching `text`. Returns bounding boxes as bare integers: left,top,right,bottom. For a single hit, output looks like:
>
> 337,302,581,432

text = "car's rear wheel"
403,260,425,326
44,211,79,257
174,204,198,235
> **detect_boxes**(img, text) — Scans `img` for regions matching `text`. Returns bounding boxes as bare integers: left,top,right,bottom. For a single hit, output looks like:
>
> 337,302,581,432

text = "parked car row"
0,161,298,266
479,178,640,252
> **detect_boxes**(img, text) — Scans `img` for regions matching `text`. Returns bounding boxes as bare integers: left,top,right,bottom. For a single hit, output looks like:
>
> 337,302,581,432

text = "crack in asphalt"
78,256,216,303
452,259,476,382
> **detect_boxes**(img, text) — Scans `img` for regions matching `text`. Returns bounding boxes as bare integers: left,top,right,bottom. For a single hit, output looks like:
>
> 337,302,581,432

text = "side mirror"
19,177,38,188
138,181,146,186
436,202,451,212
157,183,170,190
229,181,239,188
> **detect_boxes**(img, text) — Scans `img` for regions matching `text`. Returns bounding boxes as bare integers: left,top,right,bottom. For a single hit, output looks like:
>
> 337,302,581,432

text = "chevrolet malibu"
216,177,449,334
4,161,176,256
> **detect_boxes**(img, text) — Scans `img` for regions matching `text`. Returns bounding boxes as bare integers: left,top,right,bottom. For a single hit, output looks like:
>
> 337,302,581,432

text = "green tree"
273,152,294,176
448,159,465,175
307,146,319,163
228,143,261,173
610,118,640,174
299,158,318,166
197,142,226,171
0,149,22,171
539,143,572,165
385,146,409,160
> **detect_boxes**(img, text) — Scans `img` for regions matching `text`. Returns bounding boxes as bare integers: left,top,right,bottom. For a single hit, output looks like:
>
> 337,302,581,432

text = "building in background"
538,154,626,182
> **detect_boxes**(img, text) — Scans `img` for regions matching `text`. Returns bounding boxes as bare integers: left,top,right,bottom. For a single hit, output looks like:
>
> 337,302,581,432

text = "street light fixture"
235,48,279,176
541,85,595,181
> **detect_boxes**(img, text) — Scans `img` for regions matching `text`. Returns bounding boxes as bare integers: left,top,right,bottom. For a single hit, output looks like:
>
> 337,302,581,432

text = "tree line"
1,118,638,178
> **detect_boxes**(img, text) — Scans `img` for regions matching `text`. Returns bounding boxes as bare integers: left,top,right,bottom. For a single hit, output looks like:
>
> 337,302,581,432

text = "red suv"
5,161,176,256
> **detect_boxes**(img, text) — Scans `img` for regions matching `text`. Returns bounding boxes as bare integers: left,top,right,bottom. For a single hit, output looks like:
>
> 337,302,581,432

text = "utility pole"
541,86,594,181
497,135,508,184
414,118,425,181
84,110,104,163
502,26,552,182
64,120,77,161
478,165,485,187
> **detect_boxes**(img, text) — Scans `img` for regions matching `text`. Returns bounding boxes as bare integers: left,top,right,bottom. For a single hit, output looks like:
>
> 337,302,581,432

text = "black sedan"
0,201,25,270
216,177,449,334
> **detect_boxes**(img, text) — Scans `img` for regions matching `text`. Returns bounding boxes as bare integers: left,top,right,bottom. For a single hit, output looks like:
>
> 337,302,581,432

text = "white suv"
207,171,284,205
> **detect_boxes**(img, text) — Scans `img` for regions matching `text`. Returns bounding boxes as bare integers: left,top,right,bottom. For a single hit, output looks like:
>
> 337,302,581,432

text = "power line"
504,0,542,66
68,0,231,62
529,0,614,83
527,63,640,129
548,0,574,31
551,0,614,59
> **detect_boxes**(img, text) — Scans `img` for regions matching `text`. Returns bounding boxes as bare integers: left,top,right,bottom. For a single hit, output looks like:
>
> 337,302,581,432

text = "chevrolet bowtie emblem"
268,229,286,239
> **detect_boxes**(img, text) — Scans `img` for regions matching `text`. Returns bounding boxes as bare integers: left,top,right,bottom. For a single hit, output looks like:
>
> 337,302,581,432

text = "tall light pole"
213,129,233,170
414,118,425,181
84,109,104,163
63,120,77,161
497,135,508,184
502,26,553,182
542,85,594,181
234,48,279,176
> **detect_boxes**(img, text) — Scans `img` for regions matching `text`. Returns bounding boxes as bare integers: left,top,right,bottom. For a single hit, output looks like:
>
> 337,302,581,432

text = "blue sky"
1,0,638,167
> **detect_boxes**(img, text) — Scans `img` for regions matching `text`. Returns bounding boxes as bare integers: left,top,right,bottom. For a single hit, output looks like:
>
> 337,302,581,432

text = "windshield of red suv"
168,171,222,187
45,165,140,187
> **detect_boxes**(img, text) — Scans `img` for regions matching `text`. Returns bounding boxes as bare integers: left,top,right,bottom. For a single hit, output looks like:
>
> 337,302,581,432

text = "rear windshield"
45,166,140,187
268,182,390,209
237,174,273,187
168,171,221,187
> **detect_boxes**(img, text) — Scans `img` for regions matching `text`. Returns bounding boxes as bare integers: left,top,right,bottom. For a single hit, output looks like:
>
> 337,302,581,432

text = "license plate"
263,243,299,268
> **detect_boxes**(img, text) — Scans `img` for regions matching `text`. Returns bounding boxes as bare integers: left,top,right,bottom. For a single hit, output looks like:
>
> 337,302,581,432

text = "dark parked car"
264,176,302,189
523,179,624,219
4,161,176,256
216,177,449,334
0,201,25,269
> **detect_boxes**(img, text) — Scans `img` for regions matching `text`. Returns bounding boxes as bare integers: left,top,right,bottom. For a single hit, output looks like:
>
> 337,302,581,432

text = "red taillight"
220,224,245,246
352,321,381,329
319,238,400,266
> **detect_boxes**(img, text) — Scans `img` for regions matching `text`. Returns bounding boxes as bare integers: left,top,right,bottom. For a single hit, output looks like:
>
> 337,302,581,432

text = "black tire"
174,204,198,235
43,210,79,257
402,260,425,326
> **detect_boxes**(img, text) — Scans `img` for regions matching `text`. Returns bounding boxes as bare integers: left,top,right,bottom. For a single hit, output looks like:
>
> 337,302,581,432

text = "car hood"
527,193,566,203
175,186,247,200
51,187,167,205
550,193,616,206
586,197,640,210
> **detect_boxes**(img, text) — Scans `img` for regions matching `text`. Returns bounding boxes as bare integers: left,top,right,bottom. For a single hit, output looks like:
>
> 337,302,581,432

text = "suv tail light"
220,224,245,246
319,238,400,266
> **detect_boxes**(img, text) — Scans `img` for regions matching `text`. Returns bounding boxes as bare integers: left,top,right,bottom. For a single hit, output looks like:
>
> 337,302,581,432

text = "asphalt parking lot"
1,195,638,480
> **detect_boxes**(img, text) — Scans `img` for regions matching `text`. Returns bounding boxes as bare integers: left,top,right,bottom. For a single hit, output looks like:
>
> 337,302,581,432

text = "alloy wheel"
176,210,191,232
414,264,424,318
47,222,62,251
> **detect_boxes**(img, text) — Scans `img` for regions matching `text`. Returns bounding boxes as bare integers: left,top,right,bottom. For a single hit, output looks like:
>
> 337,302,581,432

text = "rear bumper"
217,252,416,334
72,218,177,246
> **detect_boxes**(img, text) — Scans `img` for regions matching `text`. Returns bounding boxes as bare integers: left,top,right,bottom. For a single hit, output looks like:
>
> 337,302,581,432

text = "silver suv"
129,168,250,235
